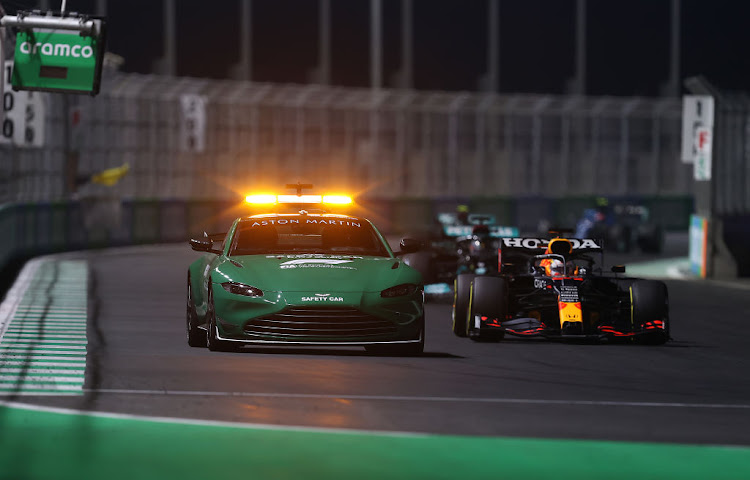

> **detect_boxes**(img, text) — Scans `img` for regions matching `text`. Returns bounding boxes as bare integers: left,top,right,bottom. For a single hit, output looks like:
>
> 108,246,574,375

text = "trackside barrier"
0,196,693,280
0,73,689,204
684,77,750,278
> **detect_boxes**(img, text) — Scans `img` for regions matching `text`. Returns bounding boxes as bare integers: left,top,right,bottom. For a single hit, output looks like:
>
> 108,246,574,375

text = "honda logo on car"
301,293,344,302
501,238,601,249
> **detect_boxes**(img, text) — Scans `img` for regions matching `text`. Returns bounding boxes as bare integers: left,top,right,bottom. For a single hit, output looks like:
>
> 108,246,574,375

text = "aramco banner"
12,28,105,95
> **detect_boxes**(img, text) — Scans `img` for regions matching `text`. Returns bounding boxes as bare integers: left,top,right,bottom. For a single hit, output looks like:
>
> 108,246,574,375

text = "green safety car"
186,187,425,354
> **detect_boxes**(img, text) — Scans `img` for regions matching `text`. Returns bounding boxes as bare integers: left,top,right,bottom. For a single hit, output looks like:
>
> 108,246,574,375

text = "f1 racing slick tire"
452,274,476,337
206,285,237,352
467,276,507,342
402,251,435,286
186,274,207,348
631,280,669,345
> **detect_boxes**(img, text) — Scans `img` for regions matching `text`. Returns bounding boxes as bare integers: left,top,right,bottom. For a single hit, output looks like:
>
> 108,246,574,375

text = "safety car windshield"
229,216,390,257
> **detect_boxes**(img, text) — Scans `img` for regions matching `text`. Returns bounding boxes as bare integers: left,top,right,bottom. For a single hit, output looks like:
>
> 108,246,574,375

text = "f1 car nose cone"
562,321,583,335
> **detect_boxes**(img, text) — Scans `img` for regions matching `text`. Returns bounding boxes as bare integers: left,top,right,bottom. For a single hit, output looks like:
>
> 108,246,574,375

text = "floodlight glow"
245,194,277,204
323,195,353,205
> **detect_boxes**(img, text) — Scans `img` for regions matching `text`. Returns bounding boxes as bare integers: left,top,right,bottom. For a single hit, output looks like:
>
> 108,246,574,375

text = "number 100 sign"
1,61,46,148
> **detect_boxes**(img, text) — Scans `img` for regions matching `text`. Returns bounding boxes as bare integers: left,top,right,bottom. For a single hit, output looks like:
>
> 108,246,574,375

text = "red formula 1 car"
452,233,670,344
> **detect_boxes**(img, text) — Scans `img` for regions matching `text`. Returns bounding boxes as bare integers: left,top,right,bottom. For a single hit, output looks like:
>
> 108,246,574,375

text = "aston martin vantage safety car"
452,233,670,344
187,190,425,354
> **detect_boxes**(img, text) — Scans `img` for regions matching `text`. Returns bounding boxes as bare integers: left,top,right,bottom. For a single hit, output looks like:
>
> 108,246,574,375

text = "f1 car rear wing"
437,212,497,226
497,237,603,274
443,225,519,238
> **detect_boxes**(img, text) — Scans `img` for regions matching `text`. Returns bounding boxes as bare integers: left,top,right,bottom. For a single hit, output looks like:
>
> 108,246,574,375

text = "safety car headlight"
221,282,263,297
381,283,419,298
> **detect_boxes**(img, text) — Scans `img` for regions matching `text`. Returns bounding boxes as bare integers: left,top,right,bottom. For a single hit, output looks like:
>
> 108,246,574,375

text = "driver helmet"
548,259,565,276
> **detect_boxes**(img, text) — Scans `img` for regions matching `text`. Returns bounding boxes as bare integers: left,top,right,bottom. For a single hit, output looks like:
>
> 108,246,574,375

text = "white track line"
0,399,427,437
0,375,84,382
0,343,87,349
0,368,85,375
2,334,87,340
0,355,87,361
80,389,750,410
0,360,86,373
0,349,85,355
0,384,82,391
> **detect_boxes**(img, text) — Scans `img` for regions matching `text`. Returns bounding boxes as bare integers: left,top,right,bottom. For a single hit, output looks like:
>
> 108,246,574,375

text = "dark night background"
2,0,749,96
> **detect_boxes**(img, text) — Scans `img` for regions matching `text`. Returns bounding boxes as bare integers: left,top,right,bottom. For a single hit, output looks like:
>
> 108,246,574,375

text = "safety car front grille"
244,307,397,339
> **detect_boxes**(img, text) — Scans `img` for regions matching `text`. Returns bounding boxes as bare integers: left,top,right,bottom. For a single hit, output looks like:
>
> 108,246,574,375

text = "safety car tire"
186,274,207,348
206,286,237,352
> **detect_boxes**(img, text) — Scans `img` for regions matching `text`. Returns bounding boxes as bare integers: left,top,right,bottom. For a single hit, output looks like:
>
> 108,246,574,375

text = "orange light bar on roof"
277,194,323,203
245,193,353,205
323,195,352,205
245,194,277,204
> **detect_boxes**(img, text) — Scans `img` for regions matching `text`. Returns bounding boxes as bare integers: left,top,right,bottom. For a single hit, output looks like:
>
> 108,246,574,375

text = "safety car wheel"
452,274,476,337
186,274,206,348
467,276,507,342
631,280,669,345
206,287,236,352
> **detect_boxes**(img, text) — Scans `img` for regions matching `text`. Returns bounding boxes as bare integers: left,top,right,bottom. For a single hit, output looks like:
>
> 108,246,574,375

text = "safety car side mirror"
398,238,421,254
190,238,221,254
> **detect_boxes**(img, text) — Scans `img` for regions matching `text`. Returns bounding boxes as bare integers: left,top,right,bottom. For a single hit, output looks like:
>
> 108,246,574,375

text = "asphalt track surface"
1,236,750,479
3,238,750,443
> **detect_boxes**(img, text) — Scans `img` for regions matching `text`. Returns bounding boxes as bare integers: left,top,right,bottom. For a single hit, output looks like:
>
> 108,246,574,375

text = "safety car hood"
215,254,420,293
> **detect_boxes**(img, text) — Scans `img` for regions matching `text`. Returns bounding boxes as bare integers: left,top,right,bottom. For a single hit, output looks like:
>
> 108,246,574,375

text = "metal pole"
668,0,680,97
401,0,412,89
370,0,382,90
574,0,586,95
0,4,4,125
1,15,100,33
163,0,176,76
370,0,382,192
60,0,67,14
239,0,252,81
319,0,330,85
96,0,107,16
487,0,499,93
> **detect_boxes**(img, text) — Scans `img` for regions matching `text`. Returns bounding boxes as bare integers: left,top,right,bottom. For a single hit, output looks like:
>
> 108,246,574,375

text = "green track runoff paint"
0,402,749,480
